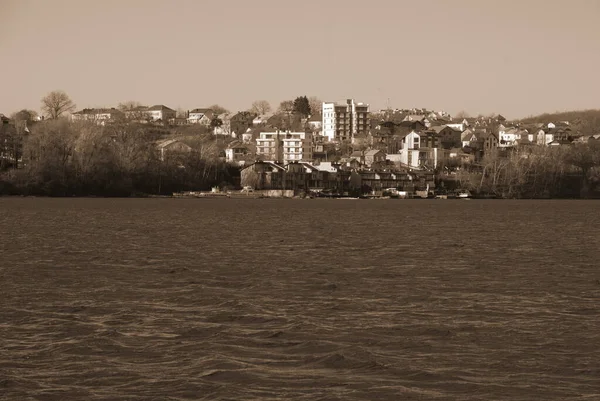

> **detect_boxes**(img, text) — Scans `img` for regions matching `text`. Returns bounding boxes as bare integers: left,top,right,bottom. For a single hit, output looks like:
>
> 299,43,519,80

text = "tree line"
1,118,239,197
447,143,600,198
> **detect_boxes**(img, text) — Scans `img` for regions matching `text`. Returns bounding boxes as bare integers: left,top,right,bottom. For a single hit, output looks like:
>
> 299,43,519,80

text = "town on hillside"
2,93,600,198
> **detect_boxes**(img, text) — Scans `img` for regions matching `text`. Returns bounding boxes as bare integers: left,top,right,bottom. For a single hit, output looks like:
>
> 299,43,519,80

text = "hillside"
518,109,600,135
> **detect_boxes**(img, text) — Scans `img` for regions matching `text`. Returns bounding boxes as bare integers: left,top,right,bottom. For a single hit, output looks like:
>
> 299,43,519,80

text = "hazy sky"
2,0,599,119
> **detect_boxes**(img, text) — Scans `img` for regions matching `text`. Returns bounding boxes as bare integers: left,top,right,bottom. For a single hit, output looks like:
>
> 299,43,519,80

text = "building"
256,130,312,163
230,111,257,136
322,99,369,142
308,114,323,131
147,105,176,123
240,161,286,190
364,149,387,167
225,140,251,166
71,108,124,124
187,108,214,125
427,125,462,149
156,138,192,161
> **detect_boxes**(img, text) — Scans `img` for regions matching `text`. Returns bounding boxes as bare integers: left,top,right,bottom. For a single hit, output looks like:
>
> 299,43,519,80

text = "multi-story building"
71,108,124,124
322,99,369,142
256,130,312,163
146,105,176,123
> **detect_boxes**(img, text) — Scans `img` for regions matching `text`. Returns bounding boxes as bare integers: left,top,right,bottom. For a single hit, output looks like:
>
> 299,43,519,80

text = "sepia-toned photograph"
1,0,600,400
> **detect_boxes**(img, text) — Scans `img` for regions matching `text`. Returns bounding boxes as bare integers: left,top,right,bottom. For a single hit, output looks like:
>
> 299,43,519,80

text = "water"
1,198,599,400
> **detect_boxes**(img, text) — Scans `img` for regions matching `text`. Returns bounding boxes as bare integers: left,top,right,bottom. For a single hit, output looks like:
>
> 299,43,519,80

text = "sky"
1,0,599,119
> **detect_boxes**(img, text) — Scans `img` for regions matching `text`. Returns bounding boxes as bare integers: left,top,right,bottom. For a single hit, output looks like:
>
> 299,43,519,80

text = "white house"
71,108,123,124
311,161,339,172
187,108,213,125
536,129,554,145
498,127,516,147
241,131,253,143
225,140,250,166
147,105,176,123
445,122,465,131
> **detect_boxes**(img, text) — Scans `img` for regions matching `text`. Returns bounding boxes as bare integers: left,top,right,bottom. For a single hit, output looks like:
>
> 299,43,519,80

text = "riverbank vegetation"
0,118,239,196
444,142,600,198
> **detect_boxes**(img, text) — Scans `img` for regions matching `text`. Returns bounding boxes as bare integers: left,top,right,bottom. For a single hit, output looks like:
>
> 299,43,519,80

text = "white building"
71,108,124,125
256,130,312,163
187,108,213,125
146,105,176,122
322,99,369,142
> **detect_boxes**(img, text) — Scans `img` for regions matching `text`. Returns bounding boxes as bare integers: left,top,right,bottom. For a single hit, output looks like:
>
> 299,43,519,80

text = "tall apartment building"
322,99,370,142
256,130,313,163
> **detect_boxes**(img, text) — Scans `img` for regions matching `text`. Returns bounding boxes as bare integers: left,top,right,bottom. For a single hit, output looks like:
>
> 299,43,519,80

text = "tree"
41,90,76,119
278,100,294,114
564,142,600,198
250,100,271,116
11,109,38,122
210,118,223,128
209,104,229,116
277,101,296,130
308,96,322,117
293,96,311,118
117,101,144,111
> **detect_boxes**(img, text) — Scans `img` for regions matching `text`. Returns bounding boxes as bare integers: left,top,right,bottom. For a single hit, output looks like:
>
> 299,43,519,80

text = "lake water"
1,198,599,401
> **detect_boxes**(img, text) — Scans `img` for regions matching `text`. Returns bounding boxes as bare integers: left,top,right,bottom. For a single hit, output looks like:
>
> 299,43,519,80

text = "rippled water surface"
1,198,600,401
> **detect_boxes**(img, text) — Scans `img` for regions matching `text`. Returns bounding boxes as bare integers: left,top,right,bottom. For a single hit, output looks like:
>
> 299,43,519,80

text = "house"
364,149,386,167
445,122,465,131
230,111,257,136
338,156,363,170
187,108,214,125
311,161,340,173
147,105,176,123
123,105,151,122
240,161,286,190
240,130,253,143
225,140,251,166
498,127,528,148
461,128,475,147
156,138,192,161
428,125,462,149
252,115,270,126
401,130,421,150
308,114,323,131
71,108,124,124
403,115,430,127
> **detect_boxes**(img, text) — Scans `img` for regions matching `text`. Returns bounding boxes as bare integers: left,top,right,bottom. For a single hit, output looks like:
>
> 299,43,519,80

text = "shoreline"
0,194,596,200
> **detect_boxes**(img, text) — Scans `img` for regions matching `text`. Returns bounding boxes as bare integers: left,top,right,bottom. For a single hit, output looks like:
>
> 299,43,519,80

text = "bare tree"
308,96,322,117
176,108,188,118
41,90,76,119
117,101,144,111
11,109,38,122
250,100,271,116
278,100,294,114
209,104,229,116
278,100,295,130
